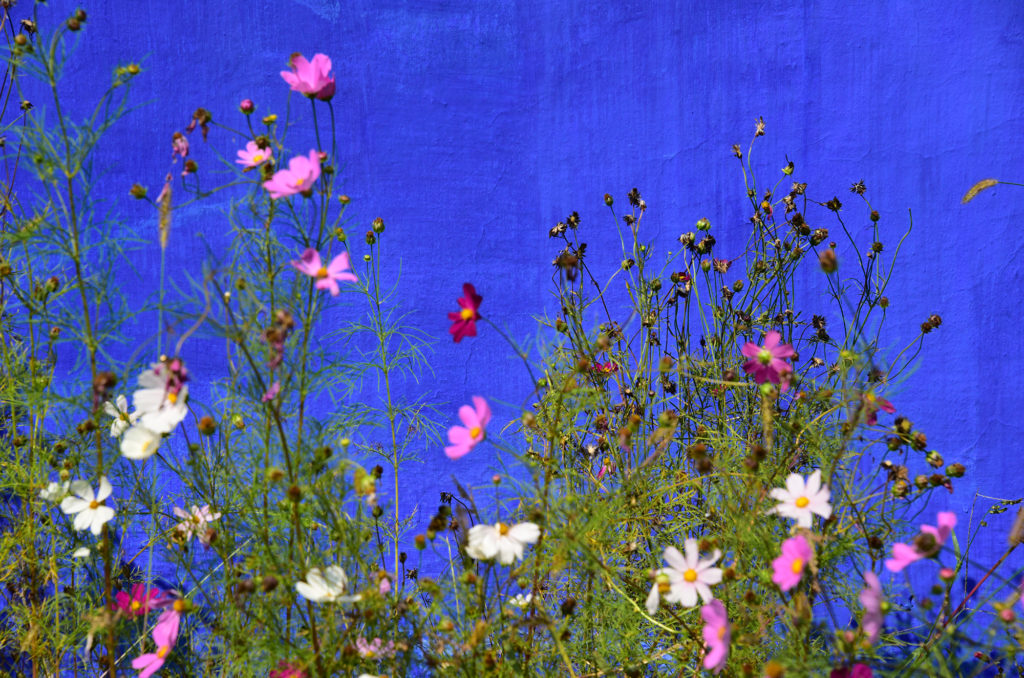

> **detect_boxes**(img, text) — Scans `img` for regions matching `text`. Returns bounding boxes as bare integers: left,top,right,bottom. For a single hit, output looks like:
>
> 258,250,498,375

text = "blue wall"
30,0,1024,581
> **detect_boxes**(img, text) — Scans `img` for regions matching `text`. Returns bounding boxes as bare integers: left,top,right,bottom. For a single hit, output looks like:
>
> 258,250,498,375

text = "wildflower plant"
0,8,1022,678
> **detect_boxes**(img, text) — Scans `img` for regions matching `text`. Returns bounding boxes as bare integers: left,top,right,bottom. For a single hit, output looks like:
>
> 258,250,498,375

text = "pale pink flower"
263,150,321,199
771,534,812,592
646,539,722,611
173,504,221,547
262,381,281,403
740,330,794,391
769,470,832,528
290,249,357,296
700,599,730,674
131,608,179,678
172,132,189,159
236,141,273,169
355,637,396,659
378,576,391,596
444,396,491,460
885,511,957,572
859,571,884,644
280,53,336,100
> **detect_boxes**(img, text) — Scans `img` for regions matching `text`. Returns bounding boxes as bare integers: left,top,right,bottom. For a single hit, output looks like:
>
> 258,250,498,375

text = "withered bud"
849,180,866,195
871,241,883,253
287,484,303,502
870,210,880,222
928,313,942,327
825,196,843,212
198,416,217,436
604,193,613,206
560,597,576,616
260,575,278,592
731,144,743,159
946,463,965,478
913,532,939,557
235,579,255,596
819,249,838,274
365,231,376,245
879,296,889,308
66,18,81,31
130,183,148,199
92,371,117,397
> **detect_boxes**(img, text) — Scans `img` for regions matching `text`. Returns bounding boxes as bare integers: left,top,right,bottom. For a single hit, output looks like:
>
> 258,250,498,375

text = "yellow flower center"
316,266,328,279
253,154,263,163
130,600,141,611
469,426,481,439
166,392,178,404
717,625,727,640
295,178,304,187
89,500,100,510
498,523,509,536
791,558,804,574
459,307,474,321
683,569,698,583
173,599,186,613
156,645,170,659
758,347,773,365
795,496,810,508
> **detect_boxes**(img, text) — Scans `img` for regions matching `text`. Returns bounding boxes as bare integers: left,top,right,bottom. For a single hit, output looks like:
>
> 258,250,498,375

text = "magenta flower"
700,599,730,674
447,283,482,343
262,381,281,402
239,99,255,114
859,571,884,644
131,608,180,678
831,665,873,678
861,392,896,425
269,662,306,678
263,150,321,199
280,53,336,101
236,141,273,169
444,396,491,460
885,511,957,572
740,330,794,391
771,534,813,592
112,583,164,618
291,249,357,296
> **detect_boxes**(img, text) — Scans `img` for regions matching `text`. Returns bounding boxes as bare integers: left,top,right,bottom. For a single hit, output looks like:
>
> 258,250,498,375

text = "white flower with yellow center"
60,477,116,536
39,480,70,503
103,394,140,437
133,364,188,434
465,521,540,565
769,470,832,528
120,425,161,460
647,539,722,611
295,565,361,604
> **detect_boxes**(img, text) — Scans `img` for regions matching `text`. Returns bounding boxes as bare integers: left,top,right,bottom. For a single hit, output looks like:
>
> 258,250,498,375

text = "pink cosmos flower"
172,132,189,159
861,392,896,426
444,396,490,460
859,571,884,644
378,576,391,596
173,504,221,547
269,662,306,678
355,637,396,659
131,608,180,678
884,511,957,572
831,665,873,678
447,283,482,342
262,381,281,403
771,534,813,592
263,150,321,199
280,53,336,101
290,249,357,296
700,599,730,674
113,584,164,618
236,141,273,169
240,99,255,114
740,330,794,391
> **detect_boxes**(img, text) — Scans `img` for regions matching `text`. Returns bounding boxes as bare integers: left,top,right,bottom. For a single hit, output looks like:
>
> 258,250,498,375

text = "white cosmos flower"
60,477,116,536
173,504,222,546
120,425,161,460
508,593,533,609
647,539,722,611
466,521,540,565
39,481,70,502
103,394,140,437
769,470,832,528
133,363,189,434
72,547,91,559
295,565,361,604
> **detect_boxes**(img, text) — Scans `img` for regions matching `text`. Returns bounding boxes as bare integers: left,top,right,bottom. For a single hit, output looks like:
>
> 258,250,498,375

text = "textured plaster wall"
26,0,1024,583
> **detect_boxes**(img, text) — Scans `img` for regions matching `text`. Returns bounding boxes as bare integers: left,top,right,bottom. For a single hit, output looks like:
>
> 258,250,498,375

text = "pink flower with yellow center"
280,53,335,101
291,248,357,296
884,511,957,572
236,140,273,169
740,330,795,391
771,534,813,592
444,396,491,459
861,391,896,426
700,599,730,674
112,583,164,618
769,470,832,528
263,149,321,199
131,608,180,678
447,283,482,342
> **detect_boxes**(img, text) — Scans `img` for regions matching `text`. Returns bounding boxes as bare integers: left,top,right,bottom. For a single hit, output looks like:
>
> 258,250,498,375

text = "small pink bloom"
239,99,255,114
291,248,358,296
379,576,391,596
355,636,396,659
596,457,615,480
859,571,884,644
771,534,812,592
831,665,873,678
112,583,164,617
262,381,281,402
263,150,321,199
280,53,336,101
236,141,273,169
172,132,189,159
173,504,221,547
269,661,306,678
444,396,490,460
885,511,957,572
861,392,895,425
591,360,618,376
700,599,730,674
131,608,180,678
740,330,794,391
447,283,482,342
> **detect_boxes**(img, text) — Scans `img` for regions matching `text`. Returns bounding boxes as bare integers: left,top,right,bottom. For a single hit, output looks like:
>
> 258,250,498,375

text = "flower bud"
945,463,964,478
701,259,711,272
603,193,613,206
260,575,278,592
695,217,711,231
129,183,147,199
415,534,426,550
261,114,277,125
66,18,81,31
198,416,217,436
363,254,371,262
870,210,880,222
372,217,385,234
49,326,60,340
999,608,1016,624
232,414,244,430
819,249,837,274
239,99,255,114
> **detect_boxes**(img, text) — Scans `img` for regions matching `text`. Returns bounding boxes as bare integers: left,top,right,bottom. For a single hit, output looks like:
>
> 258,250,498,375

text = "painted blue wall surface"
23,0,1024,599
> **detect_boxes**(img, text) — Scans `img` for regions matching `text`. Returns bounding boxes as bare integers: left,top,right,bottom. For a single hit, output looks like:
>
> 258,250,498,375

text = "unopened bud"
260,575,278,592
130,183,148,199
66,18,81,31
198,416,217,436
372,217,385,234
239,99,255,114
819,249,837,274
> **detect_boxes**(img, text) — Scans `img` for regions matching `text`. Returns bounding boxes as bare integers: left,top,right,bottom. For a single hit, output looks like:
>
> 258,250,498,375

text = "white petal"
700,567,723,586
694,582,713,603
295,581,323,603
90,506,115,535
683,538,699,569
61,496,89,515
676,582,698,608
645,583,660,615
663,546,687,572
805,469,822,496
68,480,93,502
507,522,540,546
95,477,112,502
73,509,94,532
785,473,805,497
72,547,91,558
121,426,160,460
